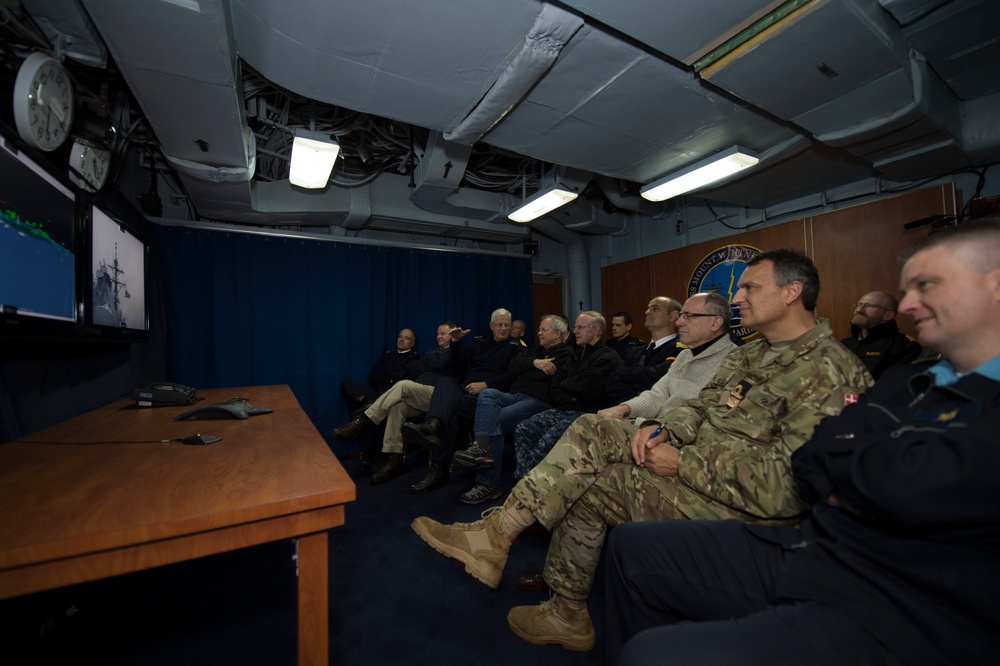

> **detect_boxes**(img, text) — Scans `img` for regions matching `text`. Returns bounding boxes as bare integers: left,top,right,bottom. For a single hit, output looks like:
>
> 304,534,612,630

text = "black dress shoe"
371,453,405,485
516,567,548,591
409,463,448,494
401,417,443,450
358,449,376,472
332,412,372,443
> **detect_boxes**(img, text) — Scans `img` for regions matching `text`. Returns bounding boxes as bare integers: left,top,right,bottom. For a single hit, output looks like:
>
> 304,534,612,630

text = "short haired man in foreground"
607,221,1000,665
412,249,872,651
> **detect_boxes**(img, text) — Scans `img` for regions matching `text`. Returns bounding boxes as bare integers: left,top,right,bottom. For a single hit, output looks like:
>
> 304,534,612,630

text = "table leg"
297,531,329,666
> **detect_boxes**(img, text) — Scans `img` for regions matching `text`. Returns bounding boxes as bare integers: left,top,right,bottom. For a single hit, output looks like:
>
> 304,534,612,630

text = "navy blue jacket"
366,348,423,393
605,336,681,402
550,340,621,412
840,319,922,380
507,342,576,403
444,335,527,392
607,334,642,360
756,362,1000,664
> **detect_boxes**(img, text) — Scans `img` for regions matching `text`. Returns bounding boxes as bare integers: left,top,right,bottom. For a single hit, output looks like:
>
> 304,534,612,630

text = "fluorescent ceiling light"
508,185,578,223
289,130,340,189
640,146,759,202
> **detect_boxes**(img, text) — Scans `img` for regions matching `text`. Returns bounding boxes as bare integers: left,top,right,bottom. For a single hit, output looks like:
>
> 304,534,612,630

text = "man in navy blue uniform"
340,328,422,406
605,220,1000,665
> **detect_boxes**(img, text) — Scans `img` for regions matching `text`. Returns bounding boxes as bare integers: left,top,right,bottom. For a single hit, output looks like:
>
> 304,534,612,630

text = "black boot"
332,412,372,442
358,447,377,472
401,417,443,450
409,462,448,494
371,453,405,485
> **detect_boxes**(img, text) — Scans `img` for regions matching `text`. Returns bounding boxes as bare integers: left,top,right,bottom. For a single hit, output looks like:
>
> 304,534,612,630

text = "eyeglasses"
678,312,720,321
537,327,554,334
854,302,888,311
573,324,597,330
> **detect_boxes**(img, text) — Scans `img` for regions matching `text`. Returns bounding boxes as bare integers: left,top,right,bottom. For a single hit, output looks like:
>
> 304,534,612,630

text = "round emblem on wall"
687,244,761,342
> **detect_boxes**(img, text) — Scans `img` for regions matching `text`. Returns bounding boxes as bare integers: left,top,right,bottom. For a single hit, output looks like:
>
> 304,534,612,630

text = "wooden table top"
0,385,355,574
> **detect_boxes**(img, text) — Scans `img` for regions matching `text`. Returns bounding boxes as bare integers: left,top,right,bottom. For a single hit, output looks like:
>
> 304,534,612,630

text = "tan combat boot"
411,494,533,588
507,593,596,651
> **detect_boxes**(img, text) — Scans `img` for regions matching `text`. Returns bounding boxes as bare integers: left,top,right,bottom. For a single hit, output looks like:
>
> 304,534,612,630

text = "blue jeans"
473,388,549,488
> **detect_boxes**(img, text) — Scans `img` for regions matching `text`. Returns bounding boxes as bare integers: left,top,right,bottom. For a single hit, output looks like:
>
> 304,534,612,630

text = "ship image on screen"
91,206,146,331
0,143,76,323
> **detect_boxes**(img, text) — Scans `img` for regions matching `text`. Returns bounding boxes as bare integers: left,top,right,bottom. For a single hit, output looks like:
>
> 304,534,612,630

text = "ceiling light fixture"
289,129,340,189
508,184,578,223
640,146,759,202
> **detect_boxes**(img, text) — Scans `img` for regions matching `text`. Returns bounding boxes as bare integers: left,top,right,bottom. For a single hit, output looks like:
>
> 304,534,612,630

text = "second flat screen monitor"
90,205,147,333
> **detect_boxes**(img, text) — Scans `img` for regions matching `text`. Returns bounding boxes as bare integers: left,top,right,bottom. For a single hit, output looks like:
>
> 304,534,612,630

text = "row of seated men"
340,223,999,664
334,282,923,507
334,296,687,504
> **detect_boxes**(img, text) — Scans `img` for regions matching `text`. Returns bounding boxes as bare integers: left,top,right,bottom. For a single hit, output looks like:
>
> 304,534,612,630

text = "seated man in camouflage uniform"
411,248,873,652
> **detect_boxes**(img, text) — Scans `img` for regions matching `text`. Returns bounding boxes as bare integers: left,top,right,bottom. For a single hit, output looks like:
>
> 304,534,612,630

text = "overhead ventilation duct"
411,131,507,220
961,91,1000,165
531,218,591,313
24,0,107,67
698,0,980,183
81,0,254,220
813,50,969,180
445,3,584,145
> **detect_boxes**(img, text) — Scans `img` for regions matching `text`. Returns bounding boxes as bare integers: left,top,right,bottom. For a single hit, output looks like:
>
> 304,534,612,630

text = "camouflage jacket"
664,319,873,522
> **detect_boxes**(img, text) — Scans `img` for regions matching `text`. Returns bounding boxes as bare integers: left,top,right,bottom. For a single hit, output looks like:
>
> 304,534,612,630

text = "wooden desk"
0,385,355,666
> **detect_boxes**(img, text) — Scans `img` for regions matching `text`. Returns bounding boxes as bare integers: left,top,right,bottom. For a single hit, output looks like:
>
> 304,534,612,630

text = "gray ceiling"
8,0,1000,244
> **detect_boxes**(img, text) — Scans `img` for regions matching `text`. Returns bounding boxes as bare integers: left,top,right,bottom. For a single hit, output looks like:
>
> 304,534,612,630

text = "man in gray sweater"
598,292,735,427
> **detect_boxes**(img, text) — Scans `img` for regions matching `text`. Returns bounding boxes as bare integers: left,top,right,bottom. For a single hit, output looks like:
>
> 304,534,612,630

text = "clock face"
13,52,75,152
69,141,112,192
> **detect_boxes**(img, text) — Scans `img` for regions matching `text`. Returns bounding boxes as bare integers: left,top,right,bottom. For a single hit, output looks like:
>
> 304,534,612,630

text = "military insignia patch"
727,379,755,408
936,408,959,423
845,394,859,405
915,402,982,423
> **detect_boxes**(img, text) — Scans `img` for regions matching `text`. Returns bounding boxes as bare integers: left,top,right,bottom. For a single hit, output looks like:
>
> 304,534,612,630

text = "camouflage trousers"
511,413,765,601
364,380,434,454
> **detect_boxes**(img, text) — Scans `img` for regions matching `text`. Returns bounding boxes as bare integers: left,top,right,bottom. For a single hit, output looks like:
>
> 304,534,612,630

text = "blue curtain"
154,226,533,454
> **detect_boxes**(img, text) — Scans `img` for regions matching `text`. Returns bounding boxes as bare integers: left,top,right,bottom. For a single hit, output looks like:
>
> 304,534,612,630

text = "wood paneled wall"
602,185,956,343
530,276,565,338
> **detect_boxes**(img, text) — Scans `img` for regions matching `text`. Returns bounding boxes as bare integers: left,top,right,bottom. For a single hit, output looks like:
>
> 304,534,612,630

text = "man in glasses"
411,248,872,652
840,290,922,379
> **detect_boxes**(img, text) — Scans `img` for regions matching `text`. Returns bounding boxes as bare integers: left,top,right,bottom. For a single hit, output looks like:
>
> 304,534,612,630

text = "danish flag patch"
844,394,859,405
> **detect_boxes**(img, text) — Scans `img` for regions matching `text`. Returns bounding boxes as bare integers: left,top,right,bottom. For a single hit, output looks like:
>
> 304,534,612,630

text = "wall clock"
69,140,112,192
12,52,75,152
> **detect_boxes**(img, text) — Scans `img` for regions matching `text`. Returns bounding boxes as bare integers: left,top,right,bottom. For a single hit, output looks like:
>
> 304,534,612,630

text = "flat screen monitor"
86,205,148,336
0,141,78,333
